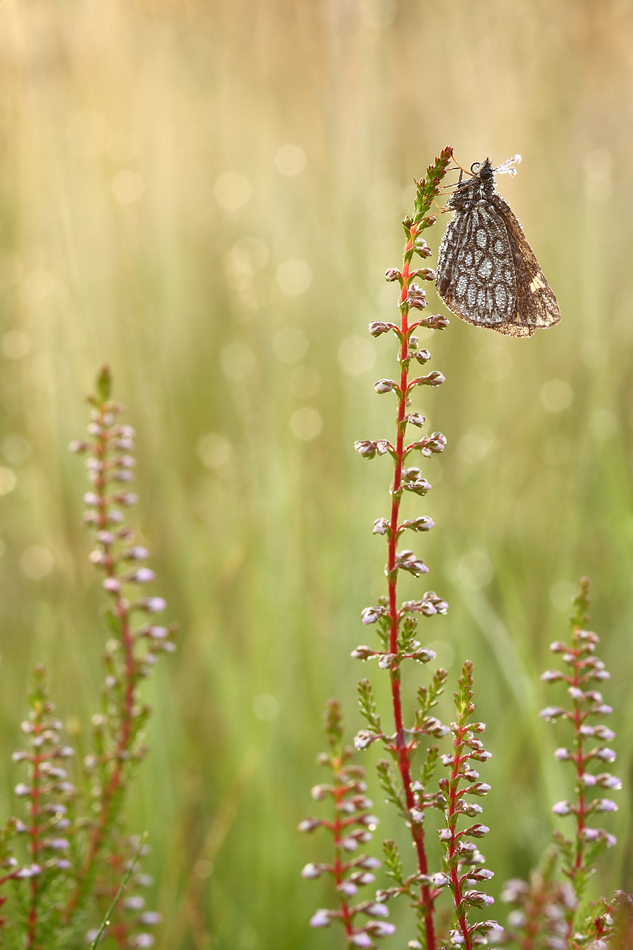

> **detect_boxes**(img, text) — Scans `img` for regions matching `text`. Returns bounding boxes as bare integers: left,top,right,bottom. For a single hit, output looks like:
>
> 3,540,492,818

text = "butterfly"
435,156,561,337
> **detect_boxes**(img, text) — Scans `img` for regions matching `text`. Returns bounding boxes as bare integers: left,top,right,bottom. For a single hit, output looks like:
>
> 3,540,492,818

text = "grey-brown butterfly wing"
490,194,561,336
436,200,518,332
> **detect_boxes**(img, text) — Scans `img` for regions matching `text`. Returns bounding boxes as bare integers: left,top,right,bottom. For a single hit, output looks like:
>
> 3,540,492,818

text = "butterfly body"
436,158,561,337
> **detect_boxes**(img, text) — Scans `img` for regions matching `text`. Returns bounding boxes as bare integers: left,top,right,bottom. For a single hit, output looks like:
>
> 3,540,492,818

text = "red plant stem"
27,738,43,949
387,224,436,950
563,632,586,944
64,410,137,922
331,775,355,939
446,729,472,950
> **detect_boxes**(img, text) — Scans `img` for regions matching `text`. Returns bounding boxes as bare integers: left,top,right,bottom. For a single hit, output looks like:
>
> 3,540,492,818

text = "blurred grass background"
1,0,633,946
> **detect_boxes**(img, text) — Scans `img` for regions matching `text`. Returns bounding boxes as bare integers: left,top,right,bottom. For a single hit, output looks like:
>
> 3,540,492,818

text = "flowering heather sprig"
500,849,574,950
436,661,497,950
300,701,393,949
10,666,76,947
540,578,618,935
66,365,177,939
351,147,453,950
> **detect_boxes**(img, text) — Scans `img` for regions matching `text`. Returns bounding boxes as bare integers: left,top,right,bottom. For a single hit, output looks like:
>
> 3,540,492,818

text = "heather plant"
0,366,176,948
300,149,629,950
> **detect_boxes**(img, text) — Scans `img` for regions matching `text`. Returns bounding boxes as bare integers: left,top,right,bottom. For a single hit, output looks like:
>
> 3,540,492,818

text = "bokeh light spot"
112,171,145,204
289,366,321,399
197,434,232,470
276,259,312,296
0,468,16,496
540,379,572,413
2,331,31,360
252,694,279,721
274,144,306,176
337,336,376,376
290,407,323,441
220,344,256,380
214,172,252,210
21,546,54,579
273,327,308,364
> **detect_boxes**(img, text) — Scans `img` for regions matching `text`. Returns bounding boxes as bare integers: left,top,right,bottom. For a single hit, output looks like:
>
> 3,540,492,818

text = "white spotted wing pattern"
436,158,561,338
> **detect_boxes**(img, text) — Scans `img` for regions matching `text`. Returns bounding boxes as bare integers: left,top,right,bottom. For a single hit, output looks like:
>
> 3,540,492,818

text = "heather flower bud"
411,371,445,387
578,773,596,786
69,440,89,453
591,747,616,762
351,646,376,660
394,550,428,576
406,284,427,309
417,268,436,281
103,577,121,593
541,670,564,683
552,800,573,816
349,933,373,948
310,909,335,928
540,706,566,722
375,379,399,394
464,890,494,906
463,824,489,838
127,568,156,584
590,798,617,813
414,348,431,364
467,783,491,796
354,730,380,751
384,269,402,282
361,606,386,625
596,773,621,789
355,441,377,459
406,412,425,427
402,516,434,532
124,547,150,560
368,321,393,337
414,238,432,258
366,921,396,937
469,750,492,762
373,519,390,535
339,877,362,898
549,641,568,653
297,819,322,833
96,530,115,545
554,748,572,760
138,597,167,613
422,313,449,329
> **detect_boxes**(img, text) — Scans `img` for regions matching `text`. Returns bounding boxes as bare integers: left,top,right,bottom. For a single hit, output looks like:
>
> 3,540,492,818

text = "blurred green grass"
1,0,633,946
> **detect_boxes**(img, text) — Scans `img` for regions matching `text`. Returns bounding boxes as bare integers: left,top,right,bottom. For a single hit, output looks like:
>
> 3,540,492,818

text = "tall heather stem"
354,146,454,950
387,222,434,948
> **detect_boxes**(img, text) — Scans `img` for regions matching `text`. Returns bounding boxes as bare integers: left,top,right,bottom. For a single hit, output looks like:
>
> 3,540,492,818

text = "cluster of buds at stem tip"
540,578,618,899
300,701,394,948
437,662,498,950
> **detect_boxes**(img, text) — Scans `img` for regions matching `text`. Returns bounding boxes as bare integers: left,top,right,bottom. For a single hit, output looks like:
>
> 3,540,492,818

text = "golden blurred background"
1,0,633,946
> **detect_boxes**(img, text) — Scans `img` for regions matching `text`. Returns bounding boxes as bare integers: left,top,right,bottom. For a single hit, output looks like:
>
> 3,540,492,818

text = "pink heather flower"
552,801,573,816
